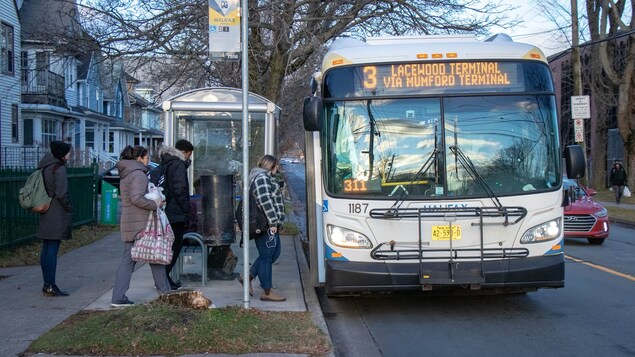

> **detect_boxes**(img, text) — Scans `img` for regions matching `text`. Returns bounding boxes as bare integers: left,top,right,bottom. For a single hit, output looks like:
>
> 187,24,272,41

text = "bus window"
334,103,371,181
443,95,560,196
326,98,443,197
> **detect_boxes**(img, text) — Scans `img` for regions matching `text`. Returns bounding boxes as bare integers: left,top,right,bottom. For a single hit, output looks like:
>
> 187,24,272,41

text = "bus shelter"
162,87,280,248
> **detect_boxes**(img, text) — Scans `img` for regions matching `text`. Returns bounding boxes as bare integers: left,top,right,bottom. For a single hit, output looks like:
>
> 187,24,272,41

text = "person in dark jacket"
37,141,73,297
609,160,628,204
111,146,169,307
158,139,193,289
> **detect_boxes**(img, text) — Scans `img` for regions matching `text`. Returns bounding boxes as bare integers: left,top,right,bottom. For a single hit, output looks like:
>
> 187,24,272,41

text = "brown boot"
260,290,286,302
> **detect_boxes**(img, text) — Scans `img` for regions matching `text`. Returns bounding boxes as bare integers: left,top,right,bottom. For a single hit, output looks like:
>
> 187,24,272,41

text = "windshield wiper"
386,148,439,216
449,145,502,210
365,100,379,179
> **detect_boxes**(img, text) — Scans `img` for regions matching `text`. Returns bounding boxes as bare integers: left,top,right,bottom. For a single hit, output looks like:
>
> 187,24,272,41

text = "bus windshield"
324,95,561,198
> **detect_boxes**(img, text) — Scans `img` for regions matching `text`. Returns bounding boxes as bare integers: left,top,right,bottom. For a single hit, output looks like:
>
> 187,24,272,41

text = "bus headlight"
327,225,372,249
520,218,561,244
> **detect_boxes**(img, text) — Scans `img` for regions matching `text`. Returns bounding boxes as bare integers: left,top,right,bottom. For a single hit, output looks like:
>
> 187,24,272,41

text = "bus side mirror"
303,96,323,132
564,145,585,179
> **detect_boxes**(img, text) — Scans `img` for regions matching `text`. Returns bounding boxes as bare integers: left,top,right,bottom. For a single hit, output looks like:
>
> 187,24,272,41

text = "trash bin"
101,181,119,224
200,175,235,246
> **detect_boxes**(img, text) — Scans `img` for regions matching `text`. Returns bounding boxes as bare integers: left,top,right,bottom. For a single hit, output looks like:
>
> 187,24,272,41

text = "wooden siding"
0,0,21,146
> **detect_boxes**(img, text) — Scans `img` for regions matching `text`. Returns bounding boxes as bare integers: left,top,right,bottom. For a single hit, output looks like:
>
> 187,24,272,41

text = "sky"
488,0,571,56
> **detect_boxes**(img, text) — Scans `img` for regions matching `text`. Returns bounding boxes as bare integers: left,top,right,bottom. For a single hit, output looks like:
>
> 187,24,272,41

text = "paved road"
282,162,635,357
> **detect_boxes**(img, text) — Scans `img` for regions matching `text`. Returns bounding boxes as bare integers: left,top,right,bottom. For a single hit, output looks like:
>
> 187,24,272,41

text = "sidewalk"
0,229,331,357
598,200,635,227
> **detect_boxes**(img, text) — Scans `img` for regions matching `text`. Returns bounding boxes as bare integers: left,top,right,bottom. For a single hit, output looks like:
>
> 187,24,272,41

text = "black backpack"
235,178,269,241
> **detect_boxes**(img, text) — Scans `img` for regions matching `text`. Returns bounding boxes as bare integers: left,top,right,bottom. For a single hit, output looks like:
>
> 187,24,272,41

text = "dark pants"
112,241,171,303
166,222,185,278
40,240,61,285
613,185,625,203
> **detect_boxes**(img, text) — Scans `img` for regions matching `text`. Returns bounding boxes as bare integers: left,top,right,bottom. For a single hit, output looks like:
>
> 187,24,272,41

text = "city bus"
302,34,585,296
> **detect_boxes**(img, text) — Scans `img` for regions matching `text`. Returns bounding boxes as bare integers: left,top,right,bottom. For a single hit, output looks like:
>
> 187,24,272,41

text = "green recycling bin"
101,181,119,224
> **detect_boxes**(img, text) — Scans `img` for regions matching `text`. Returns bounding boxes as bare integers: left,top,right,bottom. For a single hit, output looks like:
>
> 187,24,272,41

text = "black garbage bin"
200,175,235,246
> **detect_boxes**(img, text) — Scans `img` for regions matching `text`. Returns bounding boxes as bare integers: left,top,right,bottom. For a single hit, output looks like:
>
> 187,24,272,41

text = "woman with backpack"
238,155,287,302
37,141,73,297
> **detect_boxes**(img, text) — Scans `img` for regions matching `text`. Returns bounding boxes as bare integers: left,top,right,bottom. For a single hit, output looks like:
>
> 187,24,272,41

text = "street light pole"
240,0,251,309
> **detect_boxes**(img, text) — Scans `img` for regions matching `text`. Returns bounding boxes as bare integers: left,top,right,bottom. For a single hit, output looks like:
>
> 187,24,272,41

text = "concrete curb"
610,217,635,228
294,236,335,357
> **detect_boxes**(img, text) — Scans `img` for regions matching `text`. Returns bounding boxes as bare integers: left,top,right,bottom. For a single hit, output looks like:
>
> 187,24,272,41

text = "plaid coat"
249,168,285,227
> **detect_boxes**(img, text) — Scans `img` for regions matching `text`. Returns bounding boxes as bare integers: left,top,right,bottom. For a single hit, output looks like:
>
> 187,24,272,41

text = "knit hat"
50,141,71,159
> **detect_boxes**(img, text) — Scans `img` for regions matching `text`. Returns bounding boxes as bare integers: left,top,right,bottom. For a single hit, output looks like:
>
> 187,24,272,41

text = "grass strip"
28,303,330,356
0,224,117,267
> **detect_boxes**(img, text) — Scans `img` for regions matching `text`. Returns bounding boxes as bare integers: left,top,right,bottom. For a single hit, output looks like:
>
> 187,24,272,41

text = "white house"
0,0,22,165
16,0,163,168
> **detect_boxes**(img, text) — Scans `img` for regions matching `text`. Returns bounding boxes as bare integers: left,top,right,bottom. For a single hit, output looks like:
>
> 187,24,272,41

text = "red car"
562,177,610,245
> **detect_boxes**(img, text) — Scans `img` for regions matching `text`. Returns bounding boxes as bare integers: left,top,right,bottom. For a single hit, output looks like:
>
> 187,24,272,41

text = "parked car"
98,162,159,193
562,176,610,245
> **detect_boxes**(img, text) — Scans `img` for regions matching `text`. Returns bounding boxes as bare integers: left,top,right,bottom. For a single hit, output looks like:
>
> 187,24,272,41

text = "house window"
21,51,29,84
36,52,48,86
1,22,15,75
74,121,81,148
85,121,94,149
42,119,58,147
23,118,34,145
11,104,19,142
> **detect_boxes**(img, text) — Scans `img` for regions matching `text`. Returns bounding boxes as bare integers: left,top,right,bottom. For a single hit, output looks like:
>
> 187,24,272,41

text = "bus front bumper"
324,255,564,295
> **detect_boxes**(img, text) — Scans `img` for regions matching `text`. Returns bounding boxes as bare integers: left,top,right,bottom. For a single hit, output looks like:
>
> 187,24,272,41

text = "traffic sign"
571,95,590,119
574,118,584,142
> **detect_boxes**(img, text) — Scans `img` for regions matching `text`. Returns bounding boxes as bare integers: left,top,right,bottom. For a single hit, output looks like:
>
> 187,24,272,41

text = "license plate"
431,225,461,240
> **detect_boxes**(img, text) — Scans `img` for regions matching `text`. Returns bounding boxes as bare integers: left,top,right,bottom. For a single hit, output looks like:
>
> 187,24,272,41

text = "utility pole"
571,0,582,98
570,0,588,184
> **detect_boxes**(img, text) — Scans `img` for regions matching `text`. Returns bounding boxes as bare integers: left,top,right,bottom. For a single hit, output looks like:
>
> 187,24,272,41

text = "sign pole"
240,0,250,309
571,95,590,184
208,0,249,307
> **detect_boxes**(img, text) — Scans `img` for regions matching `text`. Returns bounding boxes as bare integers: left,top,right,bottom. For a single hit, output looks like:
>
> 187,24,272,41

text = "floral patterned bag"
131,208,175,265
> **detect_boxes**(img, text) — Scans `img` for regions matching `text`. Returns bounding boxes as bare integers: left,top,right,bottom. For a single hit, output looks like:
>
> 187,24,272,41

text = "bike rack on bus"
369,206,527,286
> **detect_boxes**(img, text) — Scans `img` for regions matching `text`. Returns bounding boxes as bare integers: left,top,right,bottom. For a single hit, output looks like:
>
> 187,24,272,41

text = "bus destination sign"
361,62,522,94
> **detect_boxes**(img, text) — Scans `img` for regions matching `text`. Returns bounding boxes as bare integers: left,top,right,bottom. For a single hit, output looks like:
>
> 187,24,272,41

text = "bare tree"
540,0,635,185
75,0,519,151
585,0,635,178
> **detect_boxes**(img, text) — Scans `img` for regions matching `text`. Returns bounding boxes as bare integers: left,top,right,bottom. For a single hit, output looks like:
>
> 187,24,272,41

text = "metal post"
240,0,251,309
162,101,175,146
571,0,588,185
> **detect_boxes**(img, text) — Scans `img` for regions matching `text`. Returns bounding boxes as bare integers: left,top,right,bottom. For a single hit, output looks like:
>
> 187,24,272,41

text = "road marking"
565,254,635,282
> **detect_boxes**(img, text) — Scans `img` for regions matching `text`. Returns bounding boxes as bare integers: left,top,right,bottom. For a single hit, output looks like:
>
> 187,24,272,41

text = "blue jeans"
40,240,61,285
250,231,281,290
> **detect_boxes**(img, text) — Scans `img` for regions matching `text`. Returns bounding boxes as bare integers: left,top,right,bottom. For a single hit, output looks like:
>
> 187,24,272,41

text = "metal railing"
0,146,116,171
89,147,118,170
21,70,67,107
